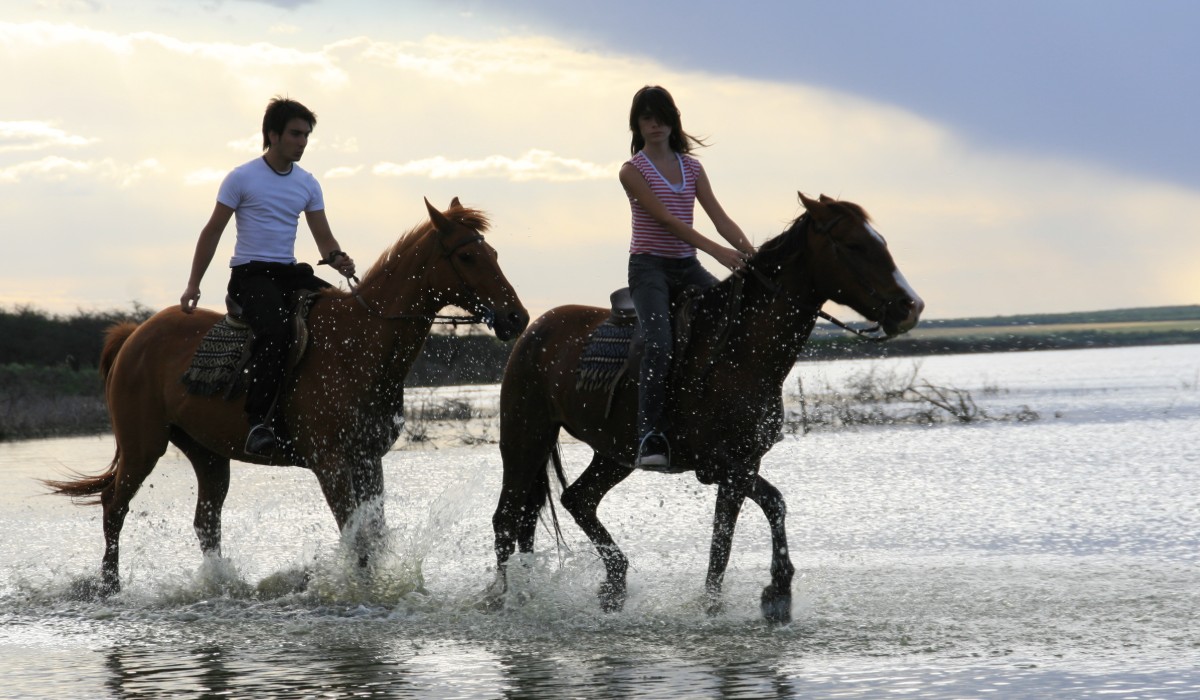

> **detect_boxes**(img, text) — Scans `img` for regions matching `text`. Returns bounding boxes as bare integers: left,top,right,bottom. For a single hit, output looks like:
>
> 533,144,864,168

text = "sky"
2,0,1198,322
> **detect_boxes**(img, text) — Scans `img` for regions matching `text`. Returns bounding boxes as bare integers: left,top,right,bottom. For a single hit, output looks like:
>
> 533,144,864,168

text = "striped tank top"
627,150,700,258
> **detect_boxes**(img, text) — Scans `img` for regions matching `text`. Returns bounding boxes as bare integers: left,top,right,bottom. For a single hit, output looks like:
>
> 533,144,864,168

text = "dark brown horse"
488,193,923,623
45,198,528,595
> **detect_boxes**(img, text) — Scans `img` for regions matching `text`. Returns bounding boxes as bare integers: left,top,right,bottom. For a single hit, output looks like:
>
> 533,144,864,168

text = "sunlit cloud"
329,136,359,154
0,155,160,186
184,167,229,186
0,121,94,153
349,34,613,84
226,134,263,155
0,21,348,86
373,150,617,181
326,165,362,179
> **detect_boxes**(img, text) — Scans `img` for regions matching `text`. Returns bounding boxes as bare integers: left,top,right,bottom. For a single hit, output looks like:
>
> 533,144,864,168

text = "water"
1,345,1198,698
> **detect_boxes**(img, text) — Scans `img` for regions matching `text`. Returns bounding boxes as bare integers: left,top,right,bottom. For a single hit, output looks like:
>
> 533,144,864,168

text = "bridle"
349,229,496,328
744,213,903,342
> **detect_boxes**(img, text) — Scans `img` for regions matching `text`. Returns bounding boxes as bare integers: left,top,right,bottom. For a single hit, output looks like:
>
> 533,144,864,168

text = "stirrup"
634,431,671,470
245,424,276,456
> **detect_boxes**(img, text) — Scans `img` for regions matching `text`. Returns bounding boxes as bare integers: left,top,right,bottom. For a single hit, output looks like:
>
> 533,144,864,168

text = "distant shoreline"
804,317,1200,360
3,304,1198,442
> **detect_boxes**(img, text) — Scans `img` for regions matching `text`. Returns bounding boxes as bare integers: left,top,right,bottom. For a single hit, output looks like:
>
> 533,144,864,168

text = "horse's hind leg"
173,430,231,558
747,473,795,625
99,431,170,594
560,454,633,612
705,473,750,617
488,423,558,608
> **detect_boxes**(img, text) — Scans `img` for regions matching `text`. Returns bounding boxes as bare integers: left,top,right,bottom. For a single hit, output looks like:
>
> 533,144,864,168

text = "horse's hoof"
475,576,509,612
69,575,117,601
255,567,311,598
598,580,626,613
476,593,504,613
705,596,725,617
761,584,792,625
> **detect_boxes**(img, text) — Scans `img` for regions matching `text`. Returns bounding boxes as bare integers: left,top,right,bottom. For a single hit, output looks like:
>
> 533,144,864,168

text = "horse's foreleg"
747,474,794,625
705,477,749,616
349,457,388,567
560,454,633,613
314,464,359,538
191,454,230,557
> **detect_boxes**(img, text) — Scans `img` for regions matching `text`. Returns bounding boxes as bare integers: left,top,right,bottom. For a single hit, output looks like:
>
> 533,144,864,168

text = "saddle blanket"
576,320,636,394
180,316,252,396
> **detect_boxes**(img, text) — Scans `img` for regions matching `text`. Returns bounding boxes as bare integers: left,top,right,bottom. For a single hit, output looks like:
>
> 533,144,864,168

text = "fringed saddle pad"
181,316,252,396
576,320,636,394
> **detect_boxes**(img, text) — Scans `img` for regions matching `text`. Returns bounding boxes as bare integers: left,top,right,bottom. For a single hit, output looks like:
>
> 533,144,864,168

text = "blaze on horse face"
424,198,530,341
802,193,924,337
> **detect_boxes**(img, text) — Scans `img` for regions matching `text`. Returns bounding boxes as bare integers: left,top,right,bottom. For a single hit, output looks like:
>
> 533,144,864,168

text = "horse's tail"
40,321,138,505
99,321,138,385
542,443,569,549
41,450,119,505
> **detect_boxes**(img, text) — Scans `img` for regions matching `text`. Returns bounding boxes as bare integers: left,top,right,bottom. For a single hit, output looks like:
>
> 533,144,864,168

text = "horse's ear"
799,191,829,217
425,197,451,231
819,194,834,203
449,196,461,208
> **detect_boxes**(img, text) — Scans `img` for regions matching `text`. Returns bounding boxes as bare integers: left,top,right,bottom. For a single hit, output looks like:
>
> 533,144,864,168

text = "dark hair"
628,85,705,156
261,97,317,151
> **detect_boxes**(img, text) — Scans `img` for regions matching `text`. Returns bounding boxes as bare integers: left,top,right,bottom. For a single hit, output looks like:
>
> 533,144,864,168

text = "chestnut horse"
45,198,528,595
488,193,923,623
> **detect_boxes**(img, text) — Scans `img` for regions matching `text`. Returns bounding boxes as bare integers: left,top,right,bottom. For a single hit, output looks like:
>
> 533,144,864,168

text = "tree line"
0,304,512,385
0,304,155,370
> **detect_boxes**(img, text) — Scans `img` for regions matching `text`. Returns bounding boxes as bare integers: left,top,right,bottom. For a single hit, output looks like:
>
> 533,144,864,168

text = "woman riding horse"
488,192,922,624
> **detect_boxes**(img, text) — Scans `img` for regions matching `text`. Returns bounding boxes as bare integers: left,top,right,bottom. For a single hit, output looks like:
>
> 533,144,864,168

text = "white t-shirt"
218,156,325,266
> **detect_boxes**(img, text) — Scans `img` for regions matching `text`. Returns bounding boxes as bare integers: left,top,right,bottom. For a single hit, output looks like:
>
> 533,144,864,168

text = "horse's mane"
748,199,871,272
323,205,491,298
695,198,872,314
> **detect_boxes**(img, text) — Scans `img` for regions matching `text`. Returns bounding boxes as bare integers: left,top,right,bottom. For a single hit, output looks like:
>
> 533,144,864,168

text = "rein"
743,213,890,343
347,232,495,328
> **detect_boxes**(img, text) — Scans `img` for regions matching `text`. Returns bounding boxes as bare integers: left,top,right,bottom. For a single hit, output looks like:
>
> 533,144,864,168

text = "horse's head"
420,197,529,340
798,192,923,337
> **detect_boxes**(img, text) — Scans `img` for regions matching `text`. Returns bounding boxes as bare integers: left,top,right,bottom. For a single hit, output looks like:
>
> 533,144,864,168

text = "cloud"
225,134,264,155
325,165,362,179
184,167,229,186
2,15,1197,319
0,155,161,186
373,150,617,182
0,121,94,152
0,21,349,86
345,33,621,85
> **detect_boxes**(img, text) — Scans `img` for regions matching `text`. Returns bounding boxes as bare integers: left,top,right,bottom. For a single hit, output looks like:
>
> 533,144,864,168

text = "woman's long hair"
628,85,706,156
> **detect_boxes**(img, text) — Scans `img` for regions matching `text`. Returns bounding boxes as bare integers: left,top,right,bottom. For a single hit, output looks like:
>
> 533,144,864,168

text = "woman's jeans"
628,254,717,438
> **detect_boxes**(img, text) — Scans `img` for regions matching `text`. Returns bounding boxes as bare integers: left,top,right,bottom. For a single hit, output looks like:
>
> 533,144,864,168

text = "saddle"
180,291,320,398
575,286,710,416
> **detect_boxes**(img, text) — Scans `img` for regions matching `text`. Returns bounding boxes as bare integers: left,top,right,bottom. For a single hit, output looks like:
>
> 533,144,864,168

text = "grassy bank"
0,365,109,441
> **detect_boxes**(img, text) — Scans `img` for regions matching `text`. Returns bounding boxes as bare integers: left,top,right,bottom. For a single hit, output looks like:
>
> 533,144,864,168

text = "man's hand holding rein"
321,249,356,278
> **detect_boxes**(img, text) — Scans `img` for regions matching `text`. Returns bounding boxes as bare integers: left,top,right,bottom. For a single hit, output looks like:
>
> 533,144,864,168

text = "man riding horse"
179,97,357,456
